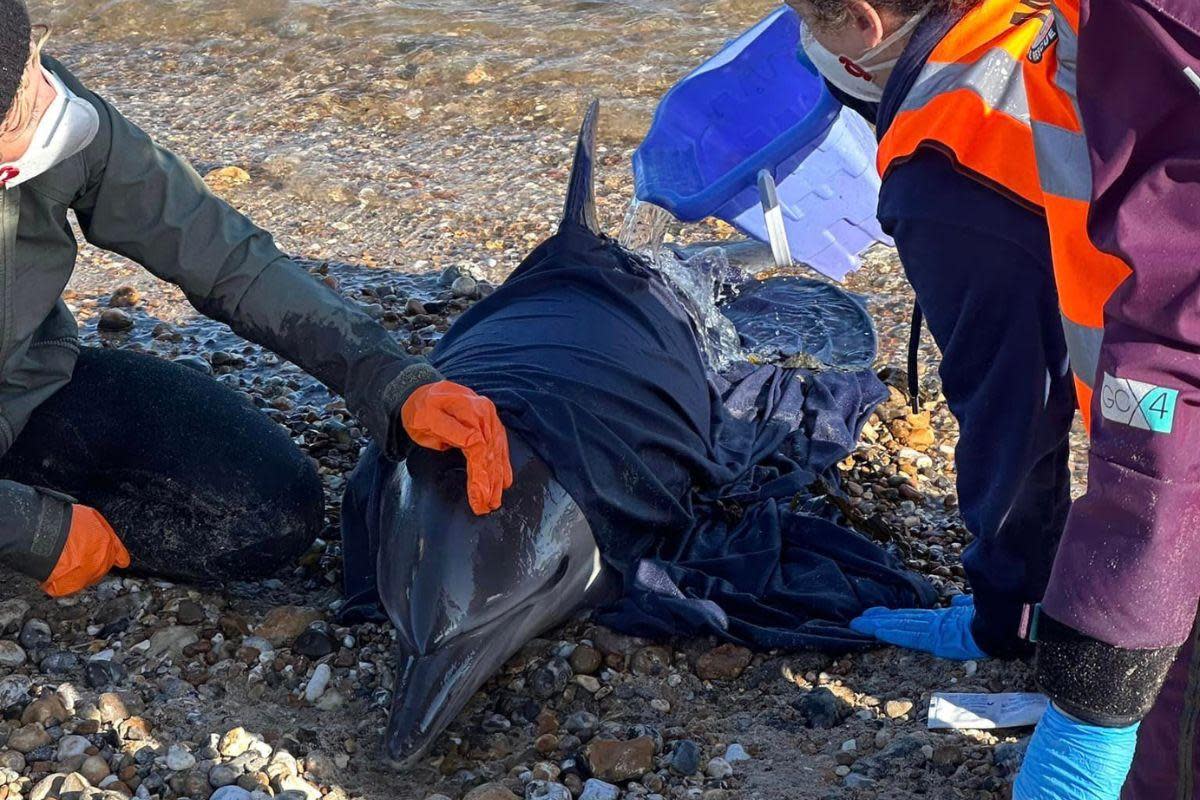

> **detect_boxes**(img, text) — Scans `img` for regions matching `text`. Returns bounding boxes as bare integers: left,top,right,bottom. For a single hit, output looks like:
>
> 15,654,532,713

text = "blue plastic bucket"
633,6,891,281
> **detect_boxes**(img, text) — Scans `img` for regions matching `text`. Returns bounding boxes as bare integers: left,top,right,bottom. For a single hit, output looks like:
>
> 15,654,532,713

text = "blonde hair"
0,25,50,140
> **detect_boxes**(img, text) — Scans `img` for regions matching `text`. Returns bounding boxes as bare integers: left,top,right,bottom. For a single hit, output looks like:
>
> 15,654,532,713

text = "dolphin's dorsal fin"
560,100,600,235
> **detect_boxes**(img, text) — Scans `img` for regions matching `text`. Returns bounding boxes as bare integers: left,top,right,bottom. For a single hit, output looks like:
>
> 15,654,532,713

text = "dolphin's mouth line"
419,553,577,654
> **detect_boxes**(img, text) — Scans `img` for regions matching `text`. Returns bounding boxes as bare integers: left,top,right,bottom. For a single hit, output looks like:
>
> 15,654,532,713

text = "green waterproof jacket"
0,58,440,581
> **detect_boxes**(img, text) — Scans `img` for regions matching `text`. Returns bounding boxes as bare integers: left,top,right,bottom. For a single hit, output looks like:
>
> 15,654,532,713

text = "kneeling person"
0,1,510,597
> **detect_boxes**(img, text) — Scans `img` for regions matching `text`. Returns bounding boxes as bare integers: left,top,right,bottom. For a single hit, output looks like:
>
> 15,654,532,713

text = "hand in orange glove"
401,381,514,515
41,505,131,598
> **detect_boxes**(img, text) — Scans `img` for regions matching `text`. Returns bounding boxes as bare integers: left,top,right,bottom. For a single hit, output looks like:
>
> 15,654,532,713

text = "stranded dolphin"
342,100,926,769
376,101,622,768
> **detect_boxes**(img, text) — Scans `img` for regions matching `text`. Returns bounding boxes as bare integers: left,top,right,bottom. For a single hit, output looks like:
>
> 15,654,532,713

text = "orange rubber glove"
401,381,514,515
41,505,131,598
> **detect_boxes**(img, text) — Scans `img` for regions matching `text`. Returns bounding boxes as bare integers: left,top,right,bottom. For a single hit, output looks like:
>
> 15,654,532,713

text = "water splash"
650,246,748,372
617,198,672,255
618,200,748,371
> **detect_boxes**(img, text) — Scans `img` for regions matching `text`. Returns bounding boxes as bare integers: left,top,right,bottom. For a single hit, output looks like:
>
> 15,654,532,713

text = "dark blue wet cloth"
340,223,934,649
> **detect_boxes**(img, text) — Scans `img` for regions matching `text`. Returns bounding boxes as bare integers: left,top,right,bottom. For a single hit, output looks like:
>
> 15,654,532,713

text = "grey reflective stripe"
1049,0,1079,95
1061,314,1103,388
900,48,1030,124
1033,121,1091,201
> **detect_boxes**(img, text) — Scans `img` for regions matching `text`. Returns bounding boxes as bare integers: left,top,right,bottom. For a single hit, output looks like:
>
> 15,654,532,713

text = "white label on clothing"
927,692,1048,730
1099,373,1179,434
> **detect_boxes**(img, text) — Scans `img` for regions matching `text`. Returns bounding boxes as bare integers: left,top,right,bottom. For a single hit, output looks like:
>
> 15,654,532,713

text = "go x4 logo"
1100,373,1179,434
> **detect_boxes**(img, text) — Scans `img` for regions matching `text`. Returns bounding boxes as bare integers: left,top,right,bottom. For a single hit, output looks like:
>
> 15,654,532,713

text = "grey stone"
563,711,599,739
0,675,31,711
844,773,876,789
166,744,197,771
525,781,570,800
0,599,30,633
578,779,620,800
18,619,51,651
85,659,128,689
994,737,1030,777
56,735,91,761
211,788,254,800
40,649,82,676
304,663,332,703
0,638,27,671
209,763,241,788
724,743,751,763
146,626,199,660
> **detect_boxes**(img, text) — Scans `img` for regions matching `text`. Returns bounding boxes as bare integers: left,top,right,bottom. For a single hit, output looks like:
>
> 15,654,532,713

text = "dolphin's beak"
378,436,617,769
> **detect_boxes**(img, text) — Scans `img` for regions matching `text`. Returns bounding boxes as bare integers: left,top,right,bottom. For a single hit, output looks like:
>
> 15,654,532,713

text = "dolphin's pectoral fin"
560,99,601,235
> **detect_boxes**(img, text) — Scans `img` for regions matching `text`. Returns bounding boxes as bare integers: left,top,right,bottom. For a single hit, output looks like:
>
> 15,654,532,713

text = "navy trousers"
879,151,1077,657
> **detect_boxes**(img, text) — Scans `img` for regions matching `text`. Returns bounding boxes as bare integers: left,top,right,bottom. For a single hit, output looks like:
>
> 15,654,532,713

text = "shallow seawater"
38,0,766,147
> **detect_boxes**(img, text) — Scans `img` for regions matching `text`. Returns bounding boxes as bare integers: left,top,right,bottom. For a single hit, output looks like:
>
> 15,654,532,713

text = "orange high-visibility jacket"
877,0,1129,430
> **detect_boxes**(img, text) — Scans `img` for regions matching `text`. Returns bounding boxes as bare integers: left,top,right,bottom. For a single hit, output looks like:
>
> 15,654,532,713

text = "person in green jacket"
0,1,512,597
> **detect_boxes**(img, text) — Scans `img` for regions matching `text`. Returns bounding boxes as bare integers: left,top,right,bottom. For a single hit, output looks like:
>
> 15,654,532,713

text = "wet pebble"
568,644,602,675
451,275,478,298
530,657,572,699
98,308,133,332
174,355,214,374
668,740,701,776
176,600,206,625
108,285,141,307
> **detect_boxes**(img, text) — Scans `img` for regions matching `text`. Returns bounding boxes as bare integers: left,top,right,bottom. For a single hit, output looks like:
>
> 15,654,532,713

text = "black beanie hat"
0,0,31,122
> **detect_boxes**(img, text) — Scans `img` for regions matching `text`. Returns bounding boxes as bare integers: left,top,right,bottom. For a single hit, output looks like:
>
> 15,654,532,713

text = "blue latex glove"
849,595,988,660
1013,704,1139,799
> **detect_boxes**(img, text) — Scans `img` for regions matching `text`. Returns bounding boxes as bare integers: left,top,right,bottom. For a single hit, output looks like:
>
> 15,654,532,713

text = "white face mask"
800,4,932,103
0,67,99,190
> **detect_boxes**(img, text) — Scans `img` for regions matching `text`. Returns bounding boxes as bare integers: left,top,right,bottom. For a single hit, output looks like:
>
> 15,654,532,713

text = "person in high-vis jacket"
788,0,1200,796
0,0,511,598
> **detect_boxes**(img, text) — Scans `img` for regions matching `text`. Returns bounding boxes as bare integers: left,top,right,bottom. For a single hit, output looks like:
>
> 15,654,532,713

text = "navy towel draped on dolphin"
410,228,934,649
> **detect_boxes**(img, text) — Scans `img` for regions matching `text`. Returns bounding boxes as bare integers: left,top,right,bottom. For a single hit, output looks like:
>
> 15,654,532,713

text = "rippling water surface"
39,0,765,144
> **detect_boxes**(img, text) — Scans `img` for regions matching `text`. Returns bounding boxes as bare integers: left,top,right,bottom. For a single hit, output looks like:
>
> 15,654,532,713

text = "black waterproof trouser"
0,347,323,583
